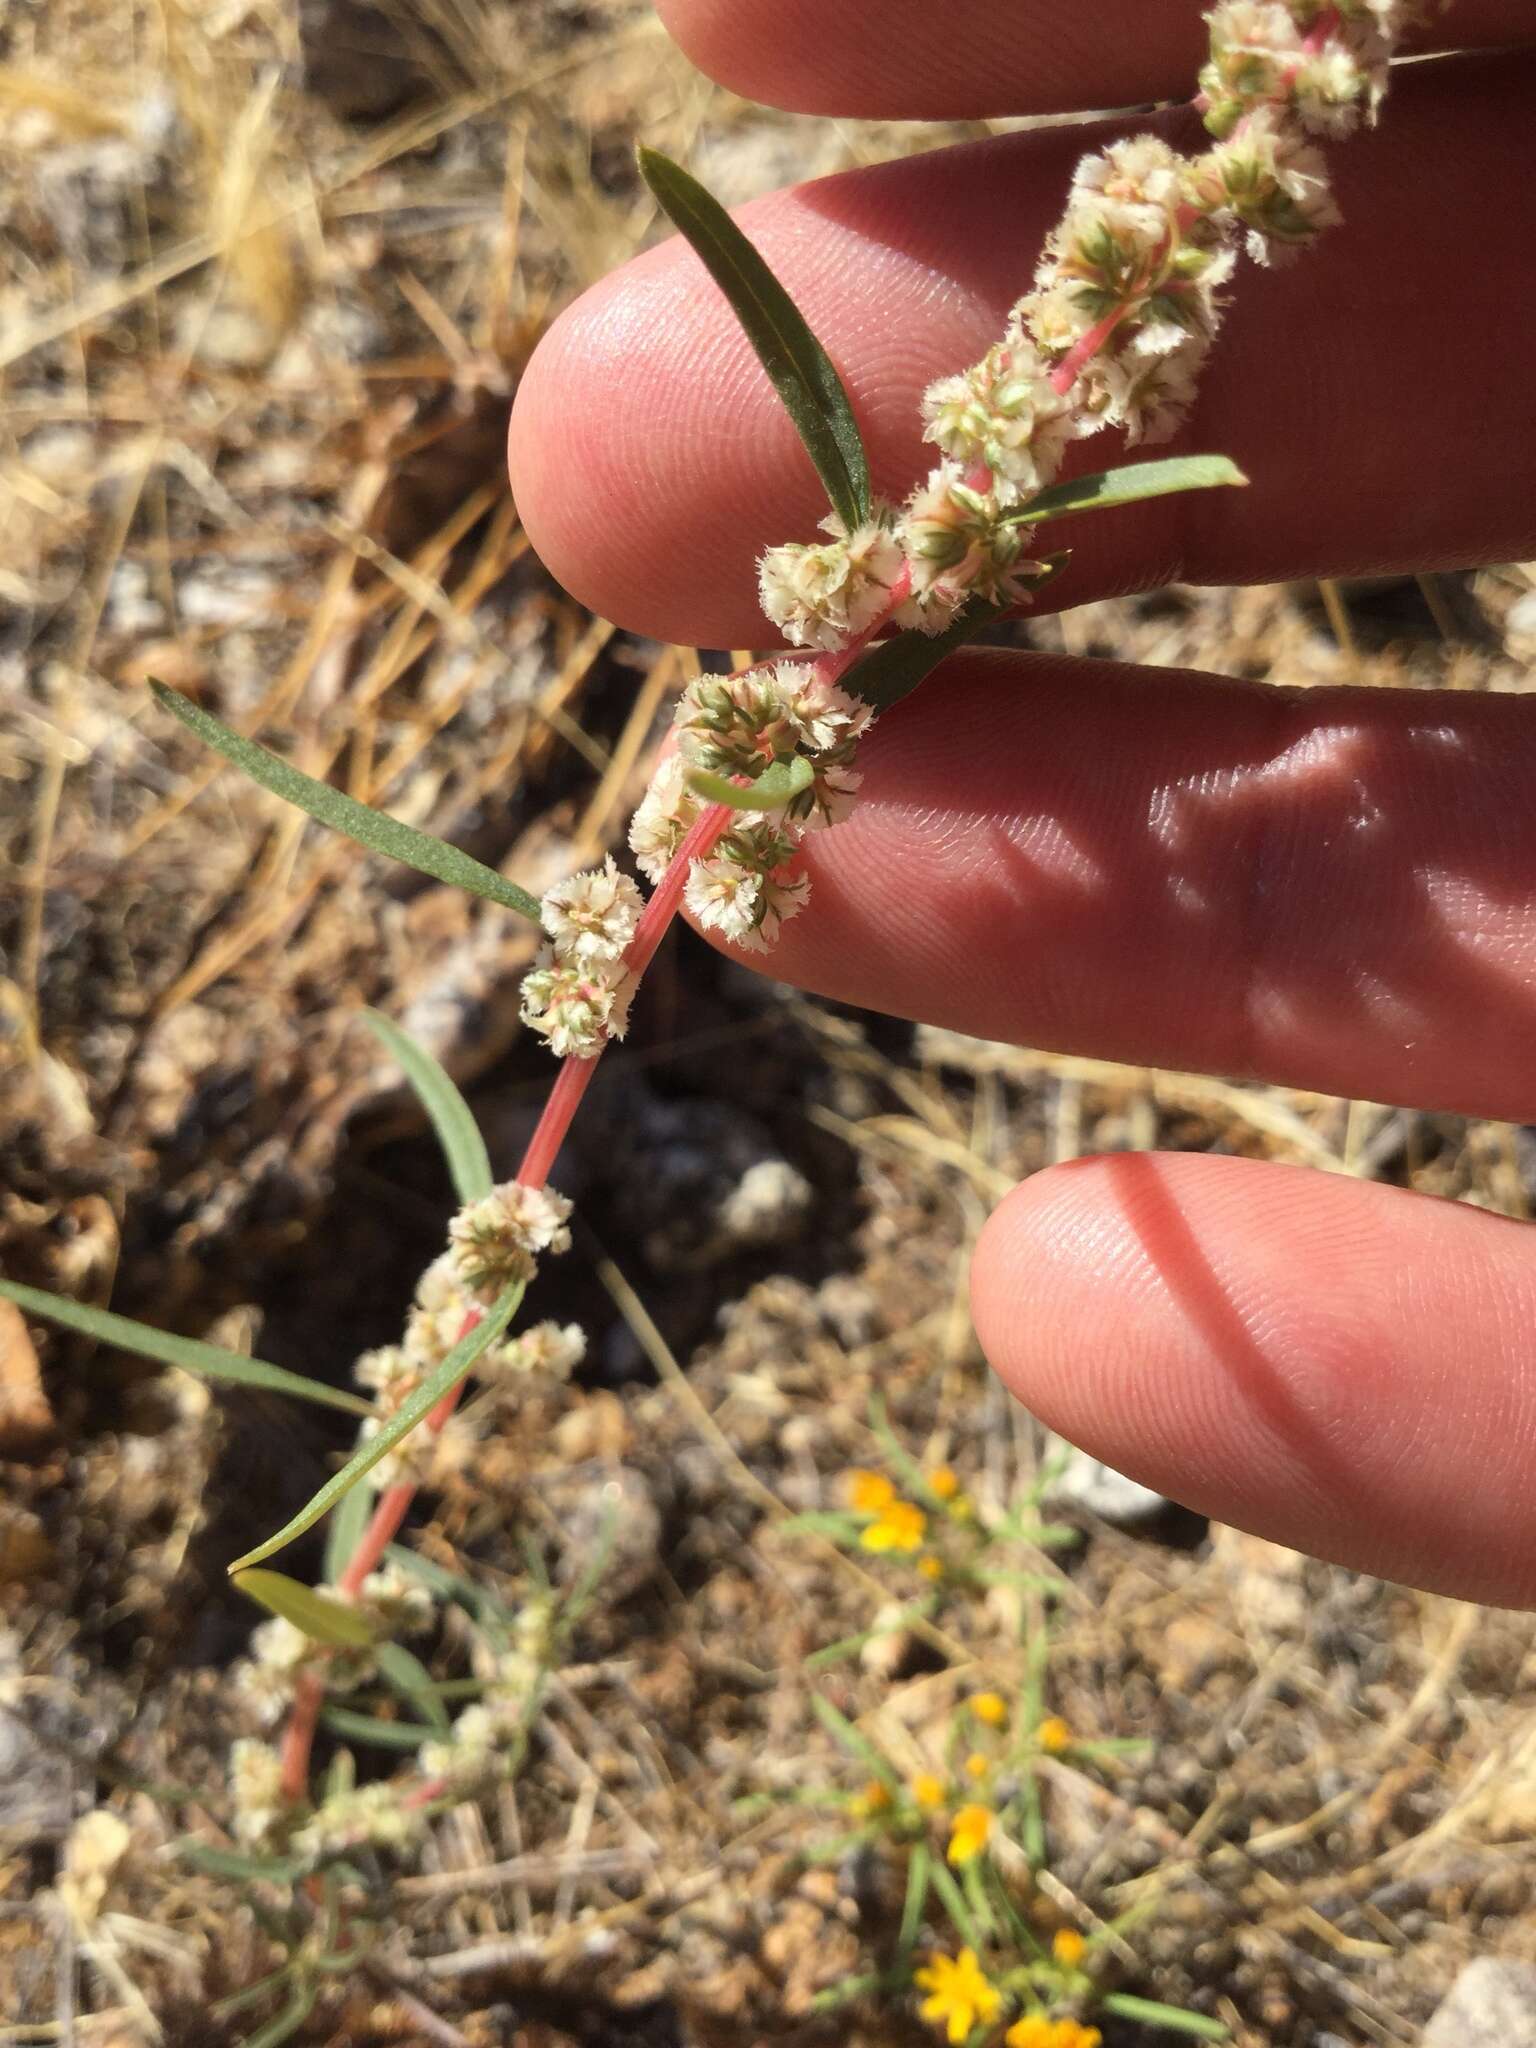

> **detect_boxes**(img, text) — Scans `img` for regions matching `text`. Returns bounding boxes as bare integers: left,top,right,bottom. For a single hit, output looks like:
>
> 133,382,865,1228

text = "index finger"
657,0,1536,118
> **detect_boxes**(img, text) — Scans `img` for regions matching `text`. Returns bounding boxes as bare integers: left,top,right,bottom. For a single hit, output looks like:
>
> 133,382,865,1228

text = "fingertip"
971,1153,1536,1605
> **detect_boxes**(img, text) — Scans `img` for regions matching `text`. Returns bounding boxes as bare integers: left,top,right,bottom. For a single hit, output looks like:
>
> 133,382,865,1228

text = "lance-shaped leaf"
1006,452,1247,525
684,754,815,812
638,147,870,532
322,1479,373,1586
150,683,542,923
0,1279,371,1417
319,1705,437,1749
360,1009,493,1204
375,1640,451,1733
228,1281,524,1572
179,1841,312,1884
234,1568,381,1649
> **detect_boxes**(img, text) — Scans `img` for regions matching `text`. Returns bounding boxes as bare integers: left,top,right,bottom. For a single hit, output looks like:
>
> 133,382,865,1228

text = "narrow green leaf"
235,1569,381,1649
1007,453,1247,525
323,1481,373,1587
212,1964,300,2022
375,1641,451,1734
149,683,542,923
637,147,870,530
0,1279,371,1417
319,1705,437,1749
842,556,1069,715
809,1694,899,1790
927,1857,981,1949
360,1008,493,1204
1099,1993,1228,2039
179,1841,310,1884
898,1841,931,1955
228,1282,524,1572
684,754,814,813
243,1981,319,2048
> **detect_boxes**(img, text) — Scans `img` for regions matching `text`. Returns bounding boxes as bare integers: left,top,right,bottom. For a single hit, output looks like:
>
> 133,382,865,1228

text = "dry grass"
3,3,1536,2044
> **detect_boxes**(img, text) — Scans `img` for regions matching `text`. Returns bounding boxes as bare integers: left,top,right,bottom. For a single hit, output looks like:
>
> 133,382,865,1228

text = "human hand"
509,1,1536,1607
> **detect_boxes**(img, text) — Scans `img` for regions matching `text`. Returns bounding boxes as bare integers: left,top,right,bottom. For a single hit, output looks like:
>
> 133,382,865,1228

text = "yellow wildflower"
1005,2020,1054,2048
947,1801,992,1865
917,1554,944,1581
1052,1929,1087,1968
964,1751,990,1781
1005,2021,1102,2048
911,1771,946,1811
851,1779,892,1820
915,1948,1002,2044
926,1465,960,1500
1036,1715,1073,1754
848,1468,896,1514
969,1691,1008,1727
860,1499,927,1553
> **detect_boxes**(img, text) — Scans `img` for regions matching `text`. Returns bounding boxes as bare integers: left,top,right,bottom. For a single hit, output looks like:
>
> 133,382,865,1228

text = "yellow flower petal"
1036,1715,1073,1754
860,1500,927,1553
848,1468,895,1513
968,1691,1008,1727
1052,1928,1087,1967
926,1465,960,1500
911,1771,946,1811
946,1802,992,1865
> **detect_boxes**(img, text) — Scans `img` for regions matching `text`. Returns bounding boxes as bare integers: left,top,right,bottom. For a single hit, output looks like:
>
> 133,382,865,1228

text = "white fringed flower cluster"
625,661,874,952
448,1181,573,1301
752,0,1413,643
520,854,642,1061
416,1603,553,1796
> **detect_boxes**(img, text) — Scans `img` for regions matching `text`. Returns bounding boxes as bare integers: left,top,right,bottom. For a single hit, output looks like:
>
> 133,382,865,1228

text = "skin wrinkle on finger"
972,1154,1536,1607
510,56,1536,650
712,649,1536,1120
656,0,1536,119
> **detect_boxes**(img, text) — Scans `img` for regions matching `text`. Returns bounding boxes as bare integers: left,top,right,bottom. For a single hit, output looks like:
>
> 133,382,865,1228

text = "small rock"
1422,1958,1536,2047
1044,1437,1172,1525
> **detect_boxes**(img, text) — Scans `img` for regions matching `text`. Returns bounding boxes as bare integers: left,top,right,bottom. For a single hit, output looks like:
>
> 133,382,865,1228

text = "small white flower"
292,1782,422,1861
414,1252,465,1315
1201,0,1305,133
403,1299,469,1373
230,1739,286,1846
897,464,1043,609
629,756,701,884
448,1182,574,1301
921,339,1074,499
684,856,763,946
1196,109,1341,261
1073,133,1187,215
488,1318,586,1380
790,759,863,831
1080,339,1207,446
354,1343,418,1399
540,857,643,969
520,948,636,1061
358,1563,433,1636
756,513,905,651
232,1616,312,1727
771,663,872,753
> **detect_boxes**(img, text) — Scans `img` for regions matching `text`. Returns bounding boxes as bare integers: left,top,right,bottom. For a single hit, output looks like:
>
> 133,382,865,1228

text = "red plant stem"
280,1672,326,1802
276,580,914,1811
1050,303,1131,397
516,1051,603,1194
